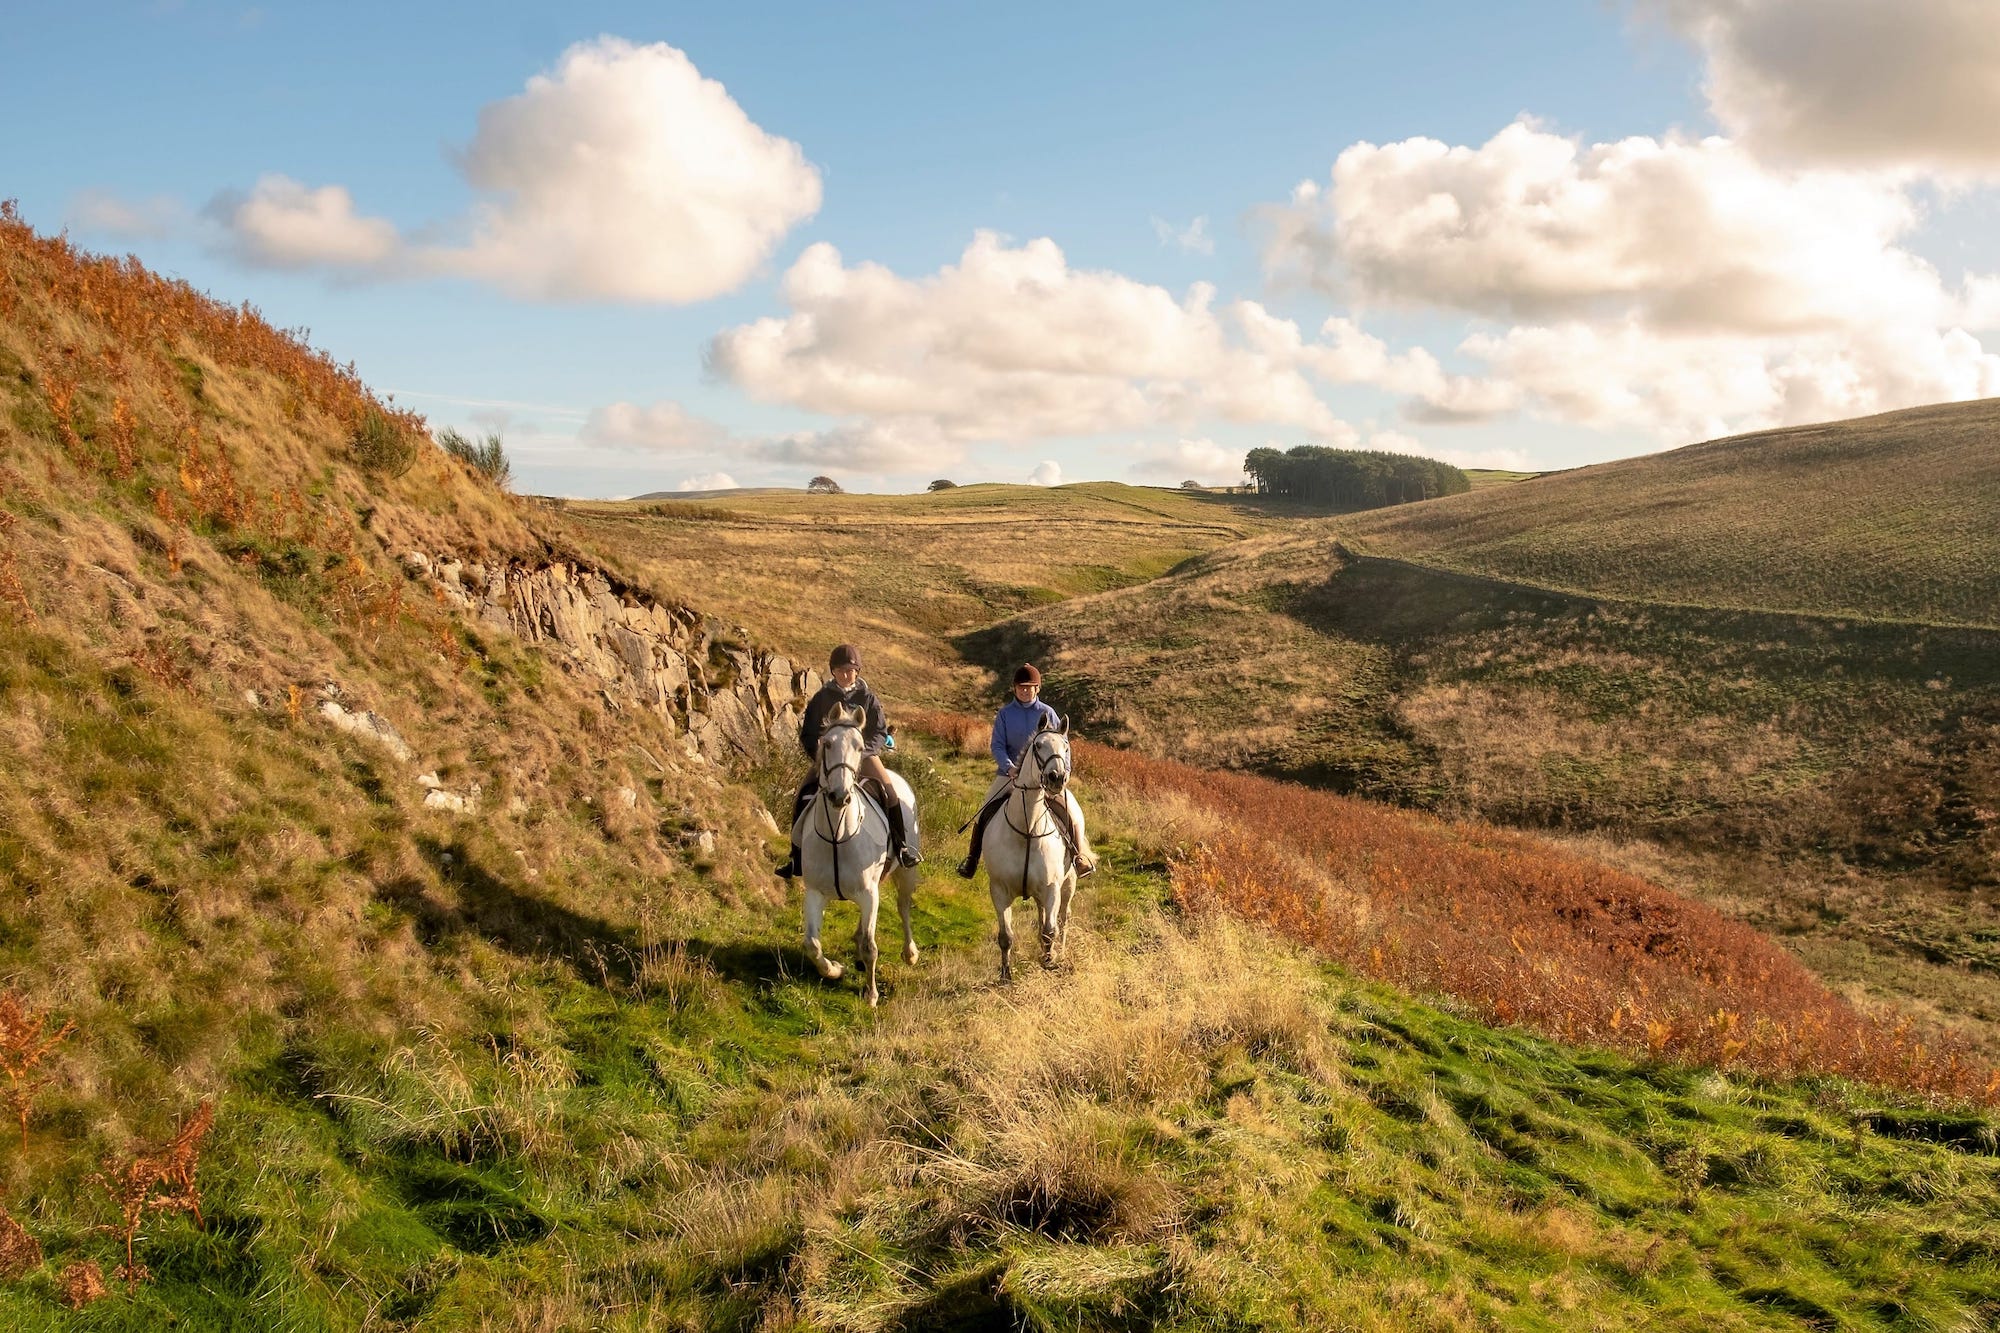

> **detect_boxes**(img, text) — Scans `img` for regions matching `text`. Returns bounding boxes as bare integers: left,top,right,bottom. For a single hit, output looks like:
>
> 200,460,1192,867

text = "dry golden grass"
1337,398,2000,627
563,484,1287,704
906,708,1999,1106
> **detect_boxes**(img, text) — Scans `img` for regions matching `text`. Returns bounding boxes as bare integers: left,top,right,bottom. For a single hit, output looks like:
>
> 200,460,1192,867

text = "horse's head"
1026,715,1073,795
817,704,866,807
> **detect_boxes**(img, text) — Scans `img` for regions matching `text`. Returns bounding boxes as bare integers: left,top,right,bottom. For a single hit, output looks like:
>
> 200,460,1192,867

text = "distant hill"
626,485,797,500
2,213,1995,1324
967,406,2000,1053
1341,400,2000,628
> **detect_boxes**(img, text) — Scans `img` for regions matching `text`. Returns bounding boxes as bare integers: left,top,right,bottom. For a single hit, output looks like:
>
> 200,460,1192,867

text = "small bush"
436,427,512,488
349,408,418,476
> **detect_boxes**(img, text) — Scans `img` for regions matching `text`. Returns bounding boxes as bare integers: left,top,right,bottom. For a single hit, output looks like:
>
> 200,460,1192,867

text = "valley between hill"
1,212,1996,1328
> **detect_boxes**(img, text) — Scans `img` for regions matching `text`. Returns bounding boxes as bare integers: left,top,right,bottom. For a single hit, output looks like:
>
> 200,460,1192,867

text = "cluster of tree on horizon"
1243,445,1470,509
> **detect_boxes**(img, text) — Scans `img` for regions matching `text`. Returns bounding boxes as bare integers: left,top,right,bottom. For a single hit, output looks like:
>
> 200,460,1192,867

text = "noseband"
819,721,863,800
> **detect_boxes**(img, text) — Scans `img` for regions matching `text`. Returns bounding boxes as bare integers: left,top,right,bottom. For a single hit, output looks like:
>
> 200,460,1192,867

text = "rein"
1001,735,1074,899
810,721,892,901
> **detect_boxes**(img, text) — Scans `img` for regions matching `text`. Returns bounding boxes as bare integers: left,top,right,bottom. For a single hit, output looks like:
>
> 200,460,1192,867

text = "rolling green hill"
971,404,2000,1061
2,214,1995,1329
559,483,1287,703
1339,400,2000,628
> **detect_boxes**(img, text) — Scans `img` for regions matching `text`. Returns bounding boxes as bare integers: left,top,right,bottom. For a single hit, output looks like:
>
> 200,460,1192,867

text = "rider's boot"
884,800,922,868
776,781,814,879
958,794,1004,878
1054,801,1097,878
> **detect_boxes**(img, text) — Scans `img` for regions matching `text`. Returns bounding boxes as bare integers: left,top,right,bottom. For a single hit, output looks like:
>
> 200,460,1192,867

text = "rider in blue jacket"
957,663,1095,878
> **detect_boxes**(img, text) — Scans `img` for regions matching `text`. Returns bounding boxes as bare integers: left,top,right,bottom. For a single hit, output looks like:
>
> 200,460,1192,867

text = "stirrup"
1075,857,1098,879
897,847,922,868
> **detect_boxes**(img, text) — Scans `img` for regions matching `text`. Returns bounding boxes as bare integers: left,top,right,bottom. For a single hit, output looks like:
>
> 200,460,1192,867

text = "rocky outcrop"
317,697,414,762
401,551,816,764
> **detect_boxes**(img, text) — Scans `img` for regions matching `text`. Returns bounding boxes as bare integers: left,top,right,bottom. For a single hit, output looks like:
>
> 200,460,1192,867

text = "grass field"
5,212,1998,1328
1463,469,1540,489
559,483,1294,703
1338,400,2000,628
2,720,1995,1330
971,403,2000,1060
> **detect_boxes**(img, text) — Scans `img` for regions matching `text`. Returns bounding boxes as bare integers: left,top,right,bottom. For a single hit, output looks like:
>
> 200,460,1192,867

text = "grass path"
8,734,1993,1330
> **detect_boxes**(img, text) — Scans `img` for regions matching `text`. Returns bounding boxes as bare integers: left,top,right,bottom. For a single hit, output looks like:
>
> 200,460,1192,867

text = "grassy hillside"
1338,400,2000,628
969,405,2000,1058
3,212,1996,1328
560,483,1287,703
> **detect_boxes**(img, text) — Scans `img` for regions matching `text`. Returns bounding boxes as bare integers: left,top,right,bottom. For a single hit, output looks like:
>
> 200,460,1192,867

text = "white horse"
797,706,920,1006
981,717,1088,982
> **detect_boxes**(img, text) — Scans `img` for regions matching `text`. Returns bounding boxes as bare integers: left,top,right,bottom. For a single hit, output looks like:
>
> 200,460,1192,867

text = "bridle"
1002,728,1073,897
810,720,888,900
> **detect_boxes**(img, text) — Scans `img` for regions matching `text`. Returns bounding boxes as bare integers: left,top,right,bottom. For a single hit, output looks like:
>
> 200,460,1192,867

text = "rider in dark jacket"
779,644,920,878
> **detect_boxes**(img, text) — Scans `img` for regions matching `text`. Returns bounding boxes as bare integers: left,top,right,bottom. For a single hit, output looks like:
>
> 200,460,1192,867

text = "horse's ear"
1035,715,1051,734
1059,716,1070,736
835,704,860,726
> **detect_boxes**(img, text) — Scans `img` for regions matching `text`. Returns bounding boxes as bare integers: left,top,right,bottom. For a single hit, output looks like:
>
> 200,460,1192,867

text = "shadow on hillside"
1285,555,1597,647
381,838,856,994
951,620,1105,731
378,837,644,986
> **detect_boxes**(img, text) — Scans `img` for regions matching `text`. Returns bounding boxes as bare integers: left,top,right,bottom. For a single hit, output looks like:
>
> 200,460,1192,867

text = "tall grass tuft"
436,426,513,488
350,407,418,476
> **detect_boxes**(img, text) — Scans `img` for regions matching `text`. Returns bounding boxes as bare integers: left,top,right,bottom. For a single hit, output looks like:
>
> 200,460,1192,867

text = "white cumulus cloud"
677,472,739,491
1258,115,2000,440
208,38,821,302
708,232,1354,446
1028,460,1063,486
1122,437,1245,484
206,176,401,269
1263,120,1952,335
579,400,731,452
1645,0,2000,174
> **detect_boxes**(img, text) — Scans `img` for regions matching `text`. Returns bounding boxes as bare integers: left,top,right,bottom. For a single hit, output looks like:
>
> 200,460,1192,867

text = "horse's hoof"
866,991,879,1008
903,946,920,966
818,960,844,981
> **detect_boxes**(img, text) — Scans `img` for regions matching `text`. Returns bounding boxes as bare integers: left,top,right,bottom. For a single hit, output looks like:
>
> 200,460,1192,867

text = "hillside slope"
1337,399,2000,627
560,483,1285,703
2,213,1995,1329
970,408,2000,1058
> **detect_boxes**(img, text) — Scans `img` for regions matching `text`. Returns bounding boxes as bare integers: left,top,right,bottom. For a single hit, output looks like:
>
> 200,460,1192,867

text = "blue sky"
7,1,1999,495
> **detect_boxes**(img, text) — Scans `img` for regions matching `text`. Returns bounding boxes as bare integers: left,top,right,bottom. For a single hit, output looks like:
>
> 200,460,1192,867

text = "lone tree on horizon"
928,479,957,491
807,475,843,495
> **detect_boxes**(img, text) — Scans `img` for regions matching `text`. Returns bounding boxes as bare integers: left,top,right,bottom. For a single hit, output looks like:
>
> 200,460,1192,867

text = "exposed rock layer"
402,551,816,764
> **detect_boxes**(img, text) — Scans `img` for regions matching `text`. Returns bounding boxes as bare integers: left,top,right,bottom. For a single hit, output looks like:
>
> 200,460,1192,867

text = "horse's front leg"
991,882,1015,983
1035,880,1058,969
804,887,843,981
895,865,920,966
854,883,882,1008
1053,869,1077,961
